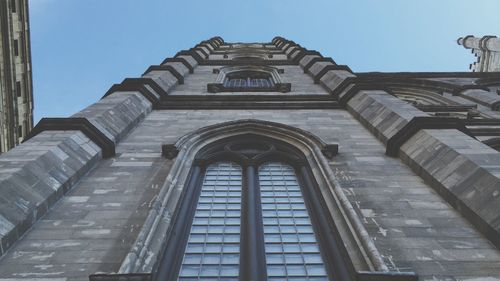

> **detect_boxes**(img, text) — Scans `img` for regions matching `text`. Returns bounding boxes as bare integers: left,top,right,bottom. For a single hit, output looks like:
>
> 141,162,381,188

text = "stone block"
319,70,356,94
400,129,500,248
298,54,321,68
346,90,428,144
72,92,152,144
0,131,101,256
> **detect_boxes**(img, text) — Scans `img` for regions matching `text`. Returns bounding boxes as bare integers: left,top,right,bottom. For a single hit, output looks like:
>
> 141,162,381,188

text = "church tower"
0,0,34,153
1,37,500,281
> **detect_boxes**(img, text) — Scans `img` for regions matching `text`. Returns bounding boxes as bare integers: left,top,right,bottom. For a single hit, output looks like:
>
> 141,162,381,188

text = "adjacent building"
0,0,34,153
0,37,500,281
458,35,500,72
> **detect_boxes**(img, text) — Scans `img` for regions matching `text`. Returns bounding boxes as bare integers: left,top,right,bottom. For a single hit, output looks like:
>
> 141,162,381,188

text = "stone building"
458,35,500,72
1,36,500,281
0,0,34,153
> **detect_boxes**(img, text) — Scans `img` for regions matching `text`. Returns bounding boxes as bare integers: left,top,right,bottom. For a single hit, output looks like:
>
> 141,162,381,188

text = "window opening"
260,162,328,280
178,162,242,281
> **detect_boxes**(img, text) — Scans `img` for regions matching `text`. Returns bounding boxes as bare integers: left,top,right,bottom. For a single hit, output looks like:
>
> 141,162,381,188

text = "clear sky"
29,0,500,122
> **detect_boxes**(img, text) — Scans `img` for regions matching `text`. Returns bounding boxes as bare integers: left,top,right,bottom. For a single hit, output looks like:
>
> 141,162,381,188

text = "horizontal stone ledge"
161,57,194,73
206,82,291,93
89,273,151,281
292,50,321,63
88,270,418,281
303,57,336,73
357,271,418,281
313,65,353,84
386,116,474,157
104,84,159,109
24,117,116,158
142,65,184,84
175,49,205,65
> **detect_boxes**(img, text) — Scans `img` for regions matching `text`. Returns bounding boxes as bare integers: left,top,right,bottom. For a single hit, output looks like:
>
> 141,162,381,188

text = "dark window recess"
224,71,274,89
16,81,21,97
19,36,24,62
11,0,16,13
13,40,19,56
18,125,22,137
156,136,351,281
208,69,291,93
23,120,28,136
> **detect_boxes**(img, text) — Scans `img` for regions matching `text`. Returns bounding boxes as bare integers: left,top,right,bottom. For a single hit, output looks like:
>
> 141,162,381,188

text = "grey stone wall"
1,109,499,280
0,88,152,262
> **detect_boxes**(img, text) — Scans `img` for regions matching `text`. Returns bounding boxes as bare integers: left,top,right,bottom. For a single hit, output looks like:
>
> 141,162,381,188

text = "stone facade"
0,37,500,280
458,35,500,72
0,0,34,153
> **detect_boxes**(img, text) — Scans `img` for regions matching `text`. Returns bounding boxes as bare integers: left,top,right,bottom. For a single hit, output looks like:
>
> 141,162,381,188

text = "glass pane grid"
260,163,328,281
178,162,241,281
223,77,274,89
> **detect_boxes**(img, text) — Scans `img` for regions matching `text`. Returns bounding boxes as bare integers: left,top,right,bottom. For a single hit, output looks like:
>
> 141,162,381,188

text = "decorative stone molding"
161,144,179,159
321,144,338,159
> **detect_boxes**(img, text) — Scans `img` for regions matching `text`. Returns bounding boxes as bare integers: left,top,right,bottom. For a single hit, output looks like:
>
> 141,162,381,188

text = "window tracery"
158,136,340,281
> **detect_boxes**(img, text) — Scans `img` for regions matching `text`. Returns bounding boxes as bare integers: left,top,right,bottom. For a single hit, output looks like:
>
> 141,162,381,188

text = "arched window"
156,135,344,281
97,120,417,281
208,66,291,93
223,70,275,89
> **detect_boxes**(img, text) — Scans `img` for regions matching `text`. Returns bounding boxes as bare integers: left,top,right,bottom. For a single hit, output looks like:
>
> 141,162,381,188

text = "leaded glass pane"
178,162,242,281
259,162,328,281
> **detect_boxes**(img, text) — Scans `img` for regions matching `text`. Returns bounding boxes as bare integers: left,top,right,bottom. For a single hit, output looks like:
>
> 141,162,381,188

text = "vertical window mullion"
240,164,267,281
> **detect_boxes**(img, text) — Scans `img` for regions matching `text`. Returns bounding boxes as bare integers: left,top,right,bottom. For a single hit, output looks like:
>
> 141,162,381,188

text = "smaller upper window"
223,71,274,89
208,66,291,93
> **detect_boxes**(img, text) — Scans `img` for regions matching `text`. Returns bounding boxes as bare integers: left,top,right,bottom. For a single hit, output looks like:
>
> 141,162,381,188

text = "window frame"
207,66,291,93
155,135,352,281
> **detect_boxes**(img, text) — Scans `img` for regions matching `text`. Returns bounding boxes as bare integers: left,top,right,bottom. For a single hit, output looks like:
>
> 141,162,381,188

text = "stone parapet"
400,129,500,248
0,131,101,256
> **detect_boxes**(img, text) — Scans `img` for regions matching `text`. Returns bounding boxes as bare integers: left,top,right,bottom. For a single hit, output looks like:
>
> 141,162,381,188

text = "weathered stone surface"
141,70,178,93
400,129,500,247
459,89,500,110
319,70,356,93
1,109,500,280
298,54,321,68
346,90,428,144
71,92,152,144
0,131,101,256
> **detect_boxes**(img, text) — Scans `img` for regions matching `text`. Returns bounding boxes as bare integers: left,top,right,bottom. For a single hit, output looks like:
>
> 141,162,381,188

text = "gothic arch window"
208,66,291,93
110,120,417,281
156,135,346,281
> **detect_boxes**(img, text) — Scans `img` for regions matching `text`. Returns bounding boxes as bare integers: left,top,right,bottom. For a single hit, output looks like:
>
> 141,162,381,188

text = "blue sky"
29,0,500,122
